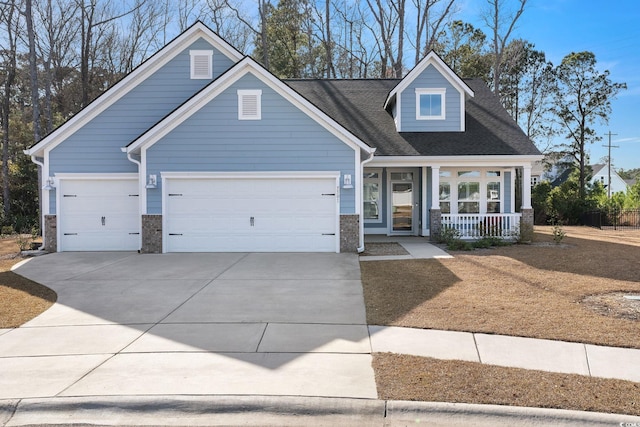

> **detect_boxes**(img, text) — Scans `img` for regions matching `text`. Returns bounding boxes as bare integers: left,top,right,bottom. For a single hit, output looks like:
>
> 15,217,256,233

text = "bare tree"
411,0,456,64
365,0,401,77
482,0,526,95
0,0,19,218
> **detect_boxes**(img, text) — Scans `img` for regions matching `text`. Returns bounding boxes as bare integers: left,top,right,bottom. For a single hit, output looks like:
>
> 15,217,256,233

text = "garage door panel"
165,177,338,252
59,178,139,251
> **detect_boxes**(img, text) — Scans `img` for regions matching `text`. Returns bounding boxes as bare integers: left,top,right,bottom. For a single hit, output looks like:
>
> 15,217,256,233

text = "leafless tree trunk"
24,0,41,143
483,0,527,95
412,0,456,64
0,0,18,218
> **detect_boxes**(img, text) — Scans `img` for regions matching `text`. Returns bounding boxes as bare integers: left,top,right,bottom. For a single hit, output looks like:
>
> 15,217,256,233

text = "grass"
0,238,56,328
362,226,640,415
361,226,640,349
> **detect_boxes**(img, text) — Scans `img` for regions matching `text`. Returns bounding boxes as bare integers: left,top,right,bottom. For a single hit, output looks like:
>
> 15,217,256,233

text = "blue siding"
145,73,356,214
400,65,462,132
504,171,512,213
47,38,237,213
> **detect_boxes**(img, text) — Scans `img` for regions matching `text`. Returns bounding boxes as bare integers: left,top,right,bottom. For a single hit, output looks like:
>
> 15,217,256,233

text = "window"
238,90,262,120
439,182,451,213
415,88,446,120
438,169,505,215
487,181,501,213
190,50,213,79
363,170,381,221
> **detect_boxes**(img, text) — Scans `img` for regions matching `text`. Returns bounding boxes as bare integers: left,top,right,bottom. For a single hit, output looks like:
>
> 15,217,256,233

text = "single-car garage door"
58,177,140,251
164,175,339,252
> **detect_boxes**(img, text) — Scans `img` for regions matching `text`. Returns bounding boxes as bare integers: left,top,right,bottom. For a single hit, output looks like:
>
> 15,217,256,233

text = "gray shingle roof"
285,78,541,157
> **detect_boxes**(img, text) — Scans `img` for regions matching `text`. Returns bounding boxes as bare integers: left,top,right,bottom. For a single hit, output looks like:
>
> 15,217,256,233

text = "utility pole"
603,131,619,198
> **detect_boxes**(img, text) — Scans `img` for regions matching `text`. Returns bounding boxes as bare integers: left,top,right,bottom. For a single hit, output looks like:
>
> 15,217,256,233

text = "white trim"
415,88,446,120
396,92,402,131
368,155,543,168
160,171,341,254
26,22,243,158
521,164,533,209
190,50,213,79
237,89,262,120
384,51,474,110
511,168,516,214
127,57,374,157
430,166,440,210
160,171,340,180
421,167,428,236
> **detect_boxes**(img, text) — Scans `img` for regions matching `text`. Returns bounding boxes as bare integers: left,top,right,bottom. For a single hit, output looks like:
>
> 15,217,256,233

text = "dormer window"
190,50,213,79
416,88,446,120
238,89,262,120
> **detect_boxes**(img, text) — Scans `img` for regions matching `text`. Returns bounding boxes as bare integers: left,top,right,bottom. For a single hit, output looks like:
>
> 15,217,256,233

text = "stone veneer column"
429,209,442,242
44,215,57,252
520,208,534,243
340,214,359,253
141,215,162,254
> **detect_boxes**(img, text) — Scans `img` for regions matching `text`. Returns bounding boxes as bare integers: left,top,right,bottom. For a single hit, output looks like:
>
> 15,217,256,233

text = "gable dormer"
384,51,474,132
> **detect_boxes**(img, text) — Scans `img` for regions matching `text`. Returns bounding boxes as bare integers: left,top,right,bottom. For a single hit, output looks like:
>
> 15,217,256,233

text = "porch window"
438,169,505,215
363,170,381,222
439,183,451,213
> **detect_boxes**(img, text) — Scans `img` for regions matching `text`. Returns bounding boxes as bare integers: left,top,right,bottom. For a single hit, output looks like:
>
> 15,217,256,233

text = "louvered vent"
190,50,213,79
238,90,262,120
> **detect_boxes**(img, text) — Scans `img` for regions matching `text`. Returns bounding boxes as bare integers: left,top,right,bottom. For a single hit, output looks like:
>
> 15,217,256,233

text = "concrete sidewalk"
369,326,640,382
359,236,453,261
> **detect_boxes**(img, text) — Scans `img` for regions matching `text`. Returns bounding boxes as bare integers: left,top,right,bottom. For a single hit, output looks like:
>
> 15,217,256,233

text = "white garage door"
165,176,338,252
58,178,140,251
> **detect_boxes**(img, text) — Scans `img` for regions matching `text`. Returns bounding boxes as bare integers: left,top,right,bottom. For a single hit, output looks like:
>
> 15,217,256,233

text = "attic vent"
190,50,213,79
238,90,262,120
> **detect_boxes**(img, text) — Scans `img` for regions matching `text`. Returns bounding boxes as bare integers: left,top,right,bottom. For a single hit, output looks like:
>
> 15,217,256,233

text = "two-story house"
25,22,542,253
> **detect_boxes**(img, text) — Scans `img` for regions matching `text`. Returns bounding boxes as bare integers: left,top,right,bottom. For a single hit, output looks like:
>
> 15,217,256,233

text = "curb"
3,396,640,426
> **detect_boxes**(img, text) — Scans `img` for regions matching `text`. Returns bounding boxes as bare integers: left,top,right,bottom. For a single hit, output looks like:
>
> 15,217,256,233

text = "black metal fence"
581,209,640,230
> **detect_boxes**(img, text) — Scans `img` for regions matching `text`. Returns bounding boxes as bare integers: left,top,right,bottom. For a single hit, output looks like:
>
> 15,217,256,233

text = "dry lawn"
0,238,56,328
374,353,640,416
361,226,640,349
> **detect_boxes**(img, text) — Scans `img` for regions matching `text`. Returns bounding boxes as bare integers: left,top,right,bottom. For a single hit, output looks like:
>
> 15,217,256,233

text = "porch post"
429,166,441,241
520,164,534,242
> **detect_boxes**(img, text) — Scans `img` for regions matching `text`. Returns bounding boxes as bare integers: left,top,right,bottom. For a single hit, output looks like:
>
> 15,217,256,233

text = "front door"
389,171,415,234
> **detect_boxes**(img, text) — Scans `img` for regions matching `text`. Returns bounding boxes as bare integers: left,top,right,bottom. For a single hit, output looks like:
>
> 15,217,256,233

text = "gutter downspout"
28,153,46,251
357,148,376,253
123,148,143,252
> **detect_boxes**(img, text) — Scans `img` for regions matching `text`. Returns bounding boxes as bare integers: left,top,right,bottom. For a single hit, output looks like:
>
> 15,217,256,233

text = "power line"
603,131,619,198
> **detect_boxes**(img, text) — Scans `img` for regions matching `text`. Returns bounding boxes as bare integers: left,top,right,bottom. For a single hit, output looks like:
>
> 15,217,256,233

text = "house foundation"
520,208,534,242
429,209,442,242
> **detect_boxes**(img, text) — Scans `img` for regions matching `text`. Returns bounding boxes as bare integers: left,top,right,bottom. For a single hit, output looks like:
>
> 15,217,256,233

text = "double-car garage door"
164,176,338,252
57,175,339,252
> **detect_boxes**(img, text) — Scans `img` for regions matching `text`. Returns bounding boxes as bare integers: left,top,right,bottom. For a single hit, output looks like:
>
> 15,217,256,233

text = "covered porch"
362,157,535,240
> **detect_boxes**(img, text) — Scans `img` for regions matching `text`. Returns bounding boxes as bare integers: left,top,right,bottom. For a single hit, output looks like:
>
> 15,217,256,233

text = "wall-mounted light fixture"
145,174,157,189
42,177,55,191
343,174,353,189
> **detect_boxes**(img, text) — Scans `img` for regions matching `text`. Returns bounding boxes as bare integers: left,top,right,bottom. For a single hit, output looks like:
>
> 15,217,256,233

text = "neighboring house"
552,163,629,195
25,22,542,253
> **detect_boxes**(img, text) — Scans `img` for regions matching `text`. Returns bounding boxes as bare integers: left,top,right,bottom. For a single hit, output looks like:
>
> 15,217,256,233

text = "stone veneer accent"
44,215,57,252
520,208,534,243
429,209,442,242
340,214,359,253
141,215,162,254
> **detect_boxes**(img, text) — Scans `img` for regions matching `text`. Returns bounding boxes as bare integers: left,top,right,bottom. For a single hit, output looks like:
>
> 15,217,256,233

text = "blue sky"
458,0,640,170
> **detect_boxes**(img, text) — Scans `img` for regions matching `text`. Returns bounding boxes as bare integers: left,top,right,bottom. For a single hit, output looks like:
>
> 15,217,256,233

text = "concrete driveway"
2,252,376,400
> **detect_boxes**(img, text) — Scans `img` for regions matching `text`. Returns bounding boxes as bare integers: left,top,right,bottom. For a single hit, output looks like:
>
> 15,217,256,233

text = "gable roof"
26,21,243,158
383,51,474,110
126,56,375,156
286,78,541,157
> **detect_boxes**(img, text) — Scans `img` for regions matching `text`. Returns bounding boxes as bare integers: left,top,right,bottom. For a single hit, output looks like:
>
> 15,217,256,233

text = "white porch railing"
441,213,521,239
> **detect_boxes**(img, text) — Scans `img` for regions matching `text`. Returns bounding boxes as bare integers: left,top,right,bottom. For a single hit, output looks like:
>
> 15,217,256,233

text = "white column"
521,164,532,209
421,167,428,235
431,166,440,209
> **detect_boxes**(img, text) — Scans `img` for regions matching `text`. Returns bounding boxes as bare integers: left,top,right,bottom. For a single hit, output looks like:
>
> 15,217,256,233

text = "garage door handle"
250,216,255,227
101,216,106,226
